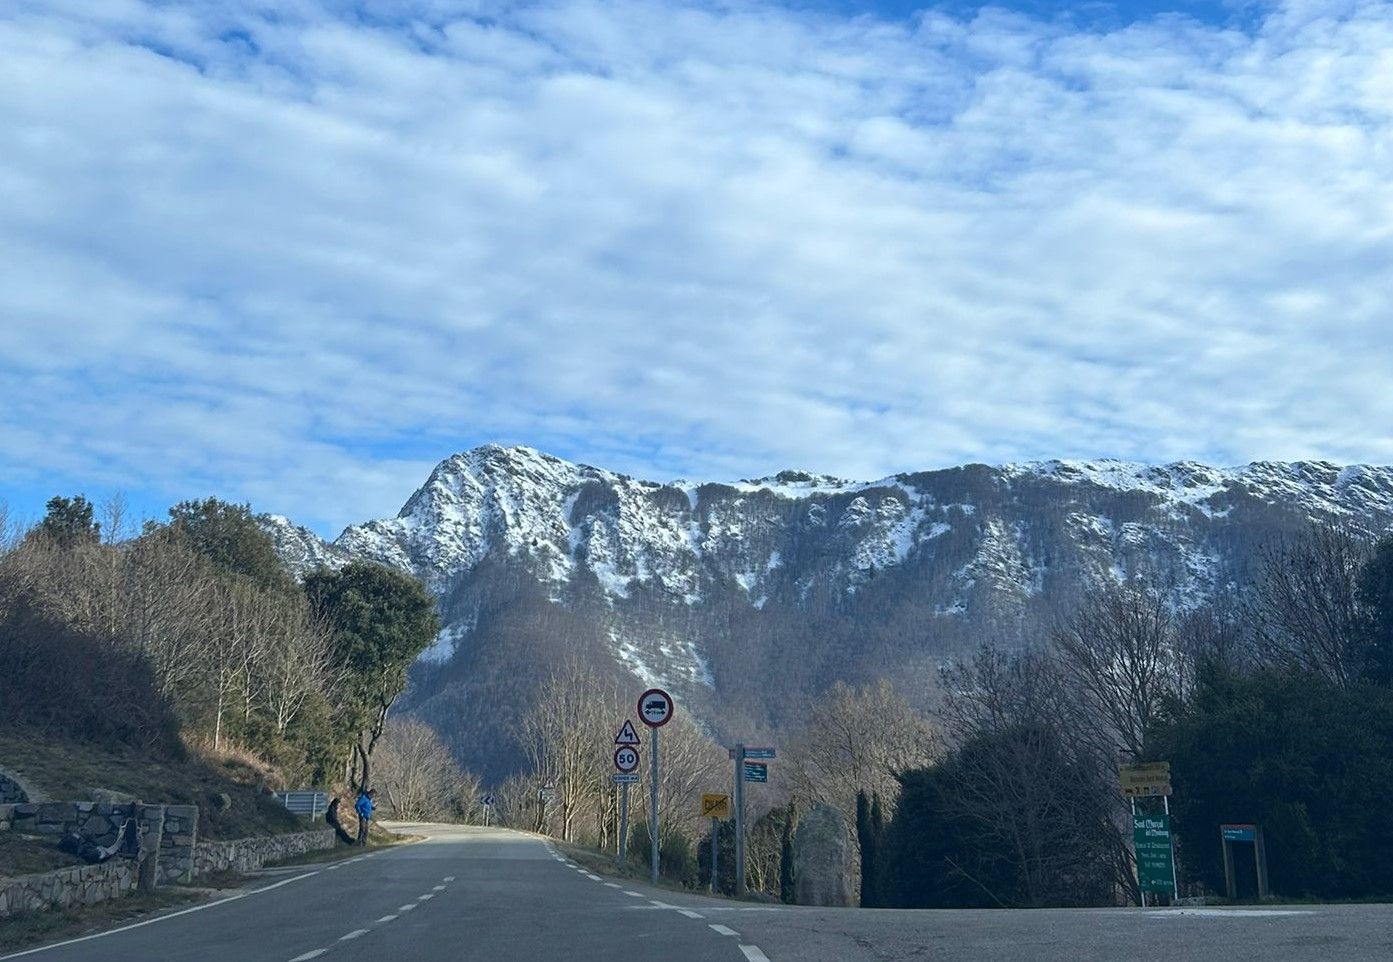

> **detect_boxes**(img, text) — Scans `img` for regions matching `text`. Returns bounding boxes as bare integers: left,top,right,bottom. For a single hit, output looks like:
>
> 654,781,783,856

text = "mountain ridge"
263,445,1393,780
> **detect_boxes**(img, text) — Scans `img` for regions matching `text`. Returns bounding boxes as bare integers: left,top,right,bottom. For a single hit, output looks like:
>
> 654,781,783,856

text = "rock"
793,803,853,907
209,792,232,812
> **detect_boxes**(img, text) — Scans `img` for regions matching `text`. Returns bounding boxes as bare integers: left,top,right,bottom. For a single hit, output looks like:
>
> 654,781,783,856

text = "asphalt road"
5,824,1393,962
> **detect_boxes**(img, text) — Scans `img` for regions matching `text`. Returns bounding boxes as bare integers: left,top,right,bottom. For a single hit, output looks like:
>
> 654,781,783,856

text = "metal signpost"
728,745,776,896
614,721,642,863
1121,761,1177,906
1220,823,1269,900
701,794,730,894
638,689,674,885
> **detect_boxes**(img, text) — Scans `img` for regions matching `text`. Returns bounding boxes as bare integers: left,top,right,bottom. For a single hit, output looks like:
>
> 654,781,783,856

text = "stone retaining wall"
0,860,139,916
193,829,336,876
0,770,36,804
157,805,199,885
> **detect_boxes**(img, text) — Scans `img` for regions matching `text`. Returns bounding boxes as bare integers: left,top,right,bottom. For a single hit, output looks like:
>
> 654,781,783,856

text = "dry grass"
0,731,305,841
0,833,85,878
0,888,204,953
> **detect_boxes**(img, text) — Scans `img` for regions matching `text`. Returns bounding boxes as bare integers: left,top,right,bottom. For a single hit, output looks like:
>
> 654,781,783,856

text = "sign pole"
618,781,629,863
650,725,661,885
734,743,746,897
1132,796,1145,909
1164,794,1177,903
711,816,719,895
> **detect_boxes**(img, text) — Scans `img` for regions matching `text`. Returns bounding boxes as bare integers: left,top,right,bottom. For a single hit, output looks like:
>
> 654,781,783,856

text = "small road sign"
1221,824,1257,842
744,747,776,759
701,794,731,819
638,688,675,728
539,780,557,803
1121,761,1172,797
743,761,768,783
480,794,495,807
615,720,642,746
612,773,640,784
614,746,640,774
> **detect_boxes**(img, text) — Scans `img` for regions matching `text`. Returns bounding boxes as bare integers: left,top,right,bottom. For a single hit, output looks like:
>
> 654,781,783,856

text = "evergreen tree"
856,790,876,907
1360,537,1393,686
779,802,797,904
166,498,294,591
304,562,440,790
36,495,99,547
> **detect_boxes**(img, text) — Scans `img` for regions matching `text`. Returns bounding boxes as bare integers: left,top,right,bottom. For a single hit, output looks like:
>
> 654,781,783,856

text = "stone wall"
0,801,165,856
0,770,39,804
193,829,336,876
0,860,139,916
157,805,199,885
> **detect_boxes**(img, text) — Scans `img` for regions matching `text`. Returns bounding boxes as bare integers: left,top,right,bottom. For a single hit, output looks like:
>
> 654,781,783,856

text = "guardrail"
273,791,328,820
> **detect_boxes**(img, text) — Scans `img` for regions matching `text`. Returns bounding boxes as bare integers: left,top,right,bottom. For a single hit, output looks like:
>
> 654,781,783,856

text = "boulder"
793,803,853,907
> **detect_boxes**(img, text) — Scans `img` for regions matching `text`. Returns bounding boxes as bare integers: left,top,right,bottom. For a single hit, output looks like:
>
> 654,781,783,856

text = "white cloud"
1,0,1391,534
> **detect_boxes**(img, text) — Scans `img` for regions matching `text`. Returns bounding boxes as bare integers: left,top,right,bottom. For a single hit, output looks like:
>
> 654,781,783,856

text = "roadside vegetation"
0,494,438,869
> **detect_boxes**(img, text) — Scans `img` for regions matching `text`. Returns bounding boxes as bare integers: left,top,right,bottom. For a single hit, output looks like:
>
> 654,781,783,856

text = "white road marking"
709,924,739,937
339,929,370,941
604,883,622,889
399,904,417,912
1149,909,1312,919
624,891,643,897
649,900,677,909
739,947,772,962
325,865,341,871
417,893,435,901
433,884,447,890
0,872,319,960
376,915,398,923
443,876,456,881
679,909,704,919
289,952,327,962
585,873,602,881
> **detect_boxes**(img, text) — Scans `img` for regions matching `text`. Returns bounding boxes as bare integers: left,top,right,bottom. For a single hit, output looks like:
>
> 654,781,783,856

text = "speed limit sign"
614,745,640,774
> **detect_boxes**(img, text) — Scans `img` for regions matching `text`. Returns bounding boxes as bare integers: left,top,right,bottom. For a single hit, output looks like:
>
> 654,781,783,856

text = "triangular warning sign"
615,720,641,746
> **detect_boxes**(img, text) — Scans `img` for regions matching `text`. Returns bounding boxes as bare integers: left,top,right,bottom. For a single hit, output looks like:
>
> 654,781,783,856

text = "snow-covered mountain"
264,445,1393,779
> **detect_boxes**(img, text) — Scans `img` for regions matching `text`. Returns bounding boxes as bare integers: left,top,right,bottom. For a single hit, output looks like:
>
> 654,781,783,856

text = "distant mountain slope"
264,446,1393,780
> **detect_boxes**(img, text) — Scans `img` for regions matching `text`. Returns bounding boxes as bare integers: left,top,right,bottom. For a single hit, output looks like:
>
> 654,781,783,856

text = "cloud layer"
2,0,1391,534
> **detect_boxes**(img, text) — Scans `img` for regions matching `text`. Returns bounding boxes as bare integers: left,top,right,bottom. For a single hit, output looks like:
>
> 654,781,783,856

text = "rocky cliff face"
264,445,1393,780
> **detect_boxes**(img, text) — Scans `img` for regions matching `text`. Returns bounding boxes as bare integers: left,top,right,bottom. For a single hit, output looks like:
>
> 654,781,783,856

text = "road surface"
5,824,1392,961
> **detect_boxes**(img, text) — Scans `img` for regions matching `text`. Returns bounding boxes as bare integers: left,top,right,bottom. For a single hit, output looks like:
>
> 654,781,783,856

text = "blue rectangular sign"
1221,824,1256,842
744,748,776,759
743,762,768,783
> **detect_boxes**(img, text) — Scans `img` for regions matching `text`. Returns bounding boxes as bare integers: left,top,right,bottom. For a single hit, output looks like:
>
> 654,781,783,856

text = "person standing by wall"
355,788,376,846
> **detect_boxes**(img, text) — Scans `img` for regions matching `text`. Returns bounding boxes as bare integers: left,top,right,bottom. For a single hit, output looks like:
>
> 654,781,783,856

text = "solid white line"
289,952,327,962
339,929,370,941
679,909,704,919
0,872,319,960
739,947,771,962
709,924,739,937
376,914,398,923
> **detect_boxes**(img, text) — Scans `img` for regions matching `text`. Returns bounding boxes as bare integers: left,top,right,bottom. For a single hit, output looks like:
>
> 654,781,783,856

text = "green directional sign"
1133,814,1176,894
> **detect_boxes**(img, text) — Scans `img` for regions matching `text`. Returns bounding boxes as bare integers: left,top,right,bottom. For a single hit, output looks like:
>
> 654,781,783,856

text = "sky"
1,0,1391,538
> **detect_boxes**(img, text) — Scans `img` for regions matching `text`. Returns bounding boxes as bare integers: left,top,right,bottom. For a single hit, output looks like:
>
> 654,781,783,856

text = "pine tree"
36,495,100,547
779,802,797,904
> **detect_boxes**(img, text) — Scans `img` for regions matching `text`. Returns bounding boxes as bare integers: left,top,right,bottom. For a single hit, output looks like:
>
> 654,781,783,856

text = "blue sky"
2,0,1391,538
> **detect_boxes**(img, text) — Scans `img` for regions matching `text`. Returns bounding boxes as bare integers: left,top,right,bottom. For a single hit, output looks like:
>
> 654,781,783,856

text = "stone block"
793,803,853,908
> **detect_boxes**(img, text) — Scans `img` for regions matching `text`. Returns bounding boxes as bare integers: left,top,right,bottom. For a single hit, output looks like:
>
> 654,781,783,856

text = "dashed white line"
709,924,739,937
399,904,417,912
443,876,456,881
377,914,398,923
433,884,447,891
289,952,326,961
624,891,643,897
679,909,704,919
324,865,341,871
739,947,771,962
604,882,622,889
339,929,370,941
417,893,435,901
585,873,602,881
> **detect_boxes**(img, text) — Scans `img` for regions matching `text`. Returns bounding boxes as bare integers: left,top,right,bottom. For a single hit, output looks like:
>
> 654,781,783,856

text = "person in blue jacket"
354,788,376,846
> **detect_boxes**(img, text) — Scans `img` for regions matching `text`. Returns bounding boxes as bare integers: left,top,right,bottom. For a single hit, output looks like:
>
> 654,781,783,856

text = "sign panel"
744,748,776,760
539,788,557,802
614,746,640,774
743,761,768,783
701,793,732,819
480,794,495,807
615,720,641,746
1120,762,1172,798
1221,824,1257,842
1133,814,1176,893
638,688,675,728
612,773,640,784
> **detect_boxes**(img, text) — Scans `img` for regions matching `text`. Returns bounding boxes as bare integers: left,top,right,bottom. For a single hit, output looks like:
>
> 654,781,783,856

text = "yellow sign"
700,793,731,819
1120,762,1172,798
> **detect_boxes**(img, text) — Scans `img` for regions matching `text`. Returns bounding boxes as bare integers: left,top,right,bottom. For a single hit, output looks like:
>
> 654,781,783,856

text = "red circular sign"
637,688,675,728
614,746,640,773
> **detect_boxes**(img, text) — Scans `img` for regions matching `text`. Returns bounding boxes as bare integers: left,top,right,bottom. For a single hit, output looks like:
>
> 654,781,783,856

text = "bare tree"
375,718,481,821
1250,525,1373,688
1052,580,1179,761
